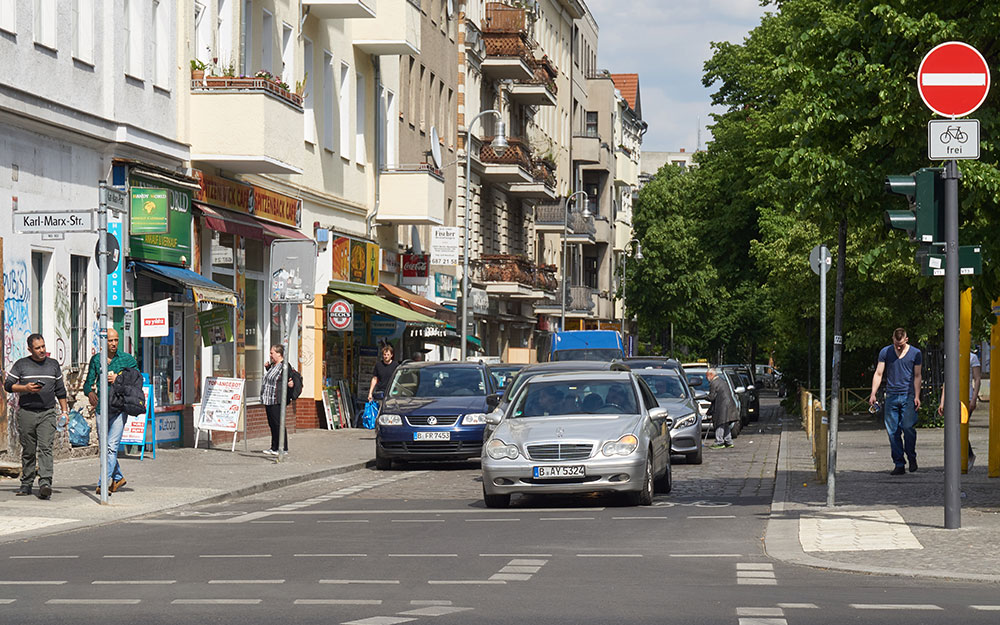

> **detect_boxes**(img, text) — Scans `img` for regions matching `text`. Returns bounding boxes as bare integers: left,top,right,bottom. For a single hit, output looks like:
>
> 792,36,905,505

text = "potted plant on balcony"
190,58,207,81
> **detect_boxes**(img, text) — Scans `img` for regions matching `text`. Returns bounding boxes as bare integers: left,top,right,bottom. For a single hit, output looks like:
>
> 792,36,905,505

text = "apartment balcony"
353,0,420,55
478,136,533,184
565,211,596,244
568,286,597,315
534,203,566,233
377,165,446,225
303,0,375,19
615,148,639,185
507,158,556,199
190,77,304,175
476,255,556,300
572,133,602,165
481,4,534,81
508,57,558,106
594,216,612,243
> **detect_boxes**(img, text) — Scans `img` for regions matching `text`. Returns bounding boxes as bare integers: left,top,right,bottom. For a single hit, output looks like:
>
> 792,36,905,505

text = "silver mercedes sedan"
481,371,673,508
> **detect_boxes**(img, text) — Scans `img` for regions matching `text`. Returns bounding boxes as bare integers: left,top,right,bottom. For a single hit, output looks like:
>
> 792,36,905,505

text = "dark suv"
720,364,759,422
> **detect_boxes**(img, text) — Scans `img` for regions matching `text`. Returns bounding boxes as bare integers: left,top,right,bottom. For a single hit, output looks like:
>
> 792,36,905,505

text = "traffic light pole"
943,160,961,529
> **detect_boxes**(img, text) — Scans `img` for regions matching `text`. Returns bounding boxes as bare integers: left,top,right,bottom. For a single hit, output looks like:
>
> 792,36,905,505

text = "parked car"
550,330,624,361
684,364,742,438
723,369,750,429
721,364,760,422
481,370,672,507
375,362,500,469
490,364,524,396
635,368,703,464
755,364,782,389
624,357,683,372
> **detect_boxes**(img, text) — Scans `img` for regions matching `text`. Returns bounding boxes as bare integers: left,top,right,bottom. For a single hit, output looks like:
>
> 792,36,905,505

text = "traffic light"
883,167,944,244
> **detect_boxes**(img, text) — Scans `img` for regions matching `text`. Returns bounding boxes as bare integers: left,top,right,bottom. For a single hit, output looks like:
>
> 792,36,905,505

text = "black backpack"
110,368,148,416
286,367,303,404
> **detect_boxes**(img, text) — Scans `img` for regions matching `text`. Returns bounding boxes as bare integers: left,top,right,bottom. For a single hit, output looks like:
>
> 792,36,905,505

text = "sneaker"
15,485,32,496
262,449,277,456
908,458,918,473
725,443,735,448
111,478,127,493
890,466,906,476
710,443,726,449
38,484,52,500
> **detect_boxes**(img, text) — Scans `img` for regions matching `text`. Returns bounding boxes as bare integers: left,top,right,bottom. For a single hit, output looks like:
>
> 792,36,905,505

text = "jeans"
715,423,733,445
100,411,127,488
18,407,58,488
884,392,917,468
265,404,287,451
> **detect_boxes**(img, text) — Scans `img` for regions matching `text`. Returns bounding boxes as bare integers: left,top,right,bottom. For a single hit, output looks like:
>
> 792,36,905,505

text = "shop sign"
331,235,380,288
371,314,399,337
197,377,246,433
471,288,489,315
156,411,181,443
327,299,354,332
349,240,368,284
402,253,430,278
140,299,170,338
430,227,460,265
381,249,399,273
129,175,192,266
366,243,379,285
194,171,301,227
252,185,302,227
435,272,456,299
107,219,124,307
198,307,234,347
130,188,170,234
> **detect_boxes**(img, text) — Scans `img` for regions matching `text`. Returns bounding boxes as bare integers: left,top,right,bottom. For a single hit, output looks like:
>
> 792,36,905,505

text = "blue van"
550,330,624,361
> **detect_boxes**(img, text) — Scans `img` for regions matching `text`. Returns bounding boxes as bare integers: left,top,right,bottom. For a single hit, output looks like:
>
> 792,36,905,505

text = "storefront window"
210,273,235,378
148,308,184,408
245,277,263,398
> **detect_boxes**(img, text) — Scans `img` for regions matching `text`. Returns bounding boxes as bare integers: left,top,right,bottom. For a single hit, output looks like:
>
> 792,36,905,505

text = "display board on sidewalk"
120,385,153,445
197,377,246,432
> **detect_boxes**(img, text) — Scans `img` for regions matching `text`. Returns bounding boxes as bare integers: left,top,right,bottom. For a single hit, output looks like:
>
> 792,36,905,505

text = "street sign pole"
97,182,110,505
943,159,961,529
276,304,296,463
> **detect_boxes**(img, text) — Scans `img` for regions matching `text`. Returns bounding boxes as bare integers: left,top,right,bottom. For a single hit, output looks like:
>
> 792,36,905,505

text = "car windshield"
388,367,487,398
491,367,521,389
551,348,623,362
686,369,709,392
512,380,639,417
637,372,688,400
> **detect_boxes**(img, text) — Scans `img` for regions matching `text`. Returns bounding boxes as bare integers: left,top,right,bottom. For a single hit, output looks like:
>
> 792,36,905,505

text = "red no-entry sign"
917,42,990,118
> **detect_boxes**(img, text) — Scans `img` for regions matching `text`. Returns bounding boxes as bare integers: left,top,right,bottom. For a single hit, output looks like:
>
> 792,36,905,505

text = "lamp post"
561,190,589,330
462,109,507,361
621,238,643,340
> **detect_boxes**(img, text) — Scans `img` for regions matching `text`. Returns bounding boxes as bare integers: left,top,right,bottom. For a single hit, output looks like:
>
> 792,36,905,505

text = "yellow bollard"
960,288,971,473
816,409,828,483
991,301,1000,478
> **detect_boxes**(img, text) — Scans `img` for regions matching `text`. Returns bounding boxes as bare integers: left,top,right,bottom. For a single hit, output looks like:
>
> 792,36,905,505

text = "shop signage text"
402,253,430,278
194,171,302,227
327,299,354,332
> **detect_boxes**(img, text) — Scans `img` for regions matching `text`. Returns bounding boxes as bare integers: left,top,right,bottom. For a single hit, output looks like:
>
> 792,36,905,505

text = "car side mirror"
747,385,755,391
735,386,746,394
648,406,669,420
373,390,385,401
486,393,501,409
485,411,503,426
695,391,709,401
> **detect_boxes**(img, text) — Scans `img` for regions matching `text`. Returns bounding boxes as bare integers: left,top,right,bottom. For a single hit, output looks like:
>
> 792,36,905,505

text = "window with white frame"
241,0,252,75
34,0,56,48
355,71,366,163
261,9,273,74
0,0,15,35
72,0,94,63
303,38,315,143
383,88,397,169
152,0,170,87
322,50,334,151
339,62,350,157
281,22,293,86
124,0,143,78
217,0,232,68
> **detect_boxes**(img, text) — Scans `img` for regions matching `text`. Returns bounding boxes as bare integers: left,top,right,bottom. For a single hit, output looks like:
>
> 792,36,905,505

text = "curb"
764,421,1000,583
0,458,375,545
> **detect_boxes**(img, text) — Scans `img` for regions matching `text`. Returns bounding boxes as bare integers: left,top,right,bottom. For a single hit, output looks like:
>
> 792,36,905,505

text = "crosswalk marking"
971,606,1000,611
396,606,472,617
737,608,784,617
776,603,818,609
850,604,942,610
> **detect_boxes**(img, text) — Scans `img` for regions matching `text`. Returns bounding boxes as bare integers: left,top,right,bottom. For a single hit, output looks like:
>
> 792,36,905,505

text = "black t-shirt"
373,359,399,394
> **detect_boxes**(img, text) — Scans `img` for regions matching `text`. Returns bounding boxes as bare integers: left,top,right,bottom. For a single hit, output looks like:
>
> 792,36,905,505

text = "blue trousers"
884,392,917,468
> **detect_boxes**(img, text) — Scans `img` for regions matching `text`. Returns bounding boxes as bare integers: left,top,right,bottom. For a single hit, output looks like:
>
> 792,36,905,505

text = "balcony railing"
480,136,532,171
569,286,597,312
535,204,565,225
531,158,556,189
483,31,534,67
191,76,304,109
483,3,527,33
569,211,596,236
527,56,558,93
475,254,558,292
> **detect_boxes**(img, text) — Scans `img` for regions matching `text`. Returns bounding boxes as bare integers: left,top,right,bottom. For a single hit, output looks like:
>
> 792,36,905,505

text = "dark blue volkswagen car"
375,361,499,469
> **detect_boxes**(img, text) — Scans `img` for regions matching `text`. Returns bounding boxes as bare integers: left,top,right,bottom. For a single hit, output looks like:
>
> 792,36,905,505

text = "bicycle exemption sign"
928,119,979,160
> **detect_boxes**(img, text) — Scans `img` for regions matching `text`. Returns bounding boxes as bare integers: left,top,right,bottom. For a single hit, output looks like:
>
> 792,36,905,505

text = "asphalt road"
2,399,999,624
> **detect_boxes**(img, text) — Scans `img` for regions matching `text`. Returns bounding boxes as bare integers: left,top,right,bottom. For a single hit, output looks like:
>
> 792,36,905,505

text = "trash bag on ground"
67,410,92,447
362,401,379,430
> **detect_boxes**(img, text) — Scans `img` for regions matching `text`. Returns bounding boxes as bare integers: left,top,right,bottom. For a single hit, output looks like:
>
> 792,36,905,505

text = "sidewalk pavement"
0,428,376,544
766,404,1000,582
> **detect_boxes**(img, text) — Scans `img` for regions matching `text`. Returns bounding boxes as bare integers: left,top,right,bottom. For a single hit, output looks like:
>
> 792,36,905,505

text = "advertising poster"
107,219,124,307
357,347,378,394
430,227,459,265
130,188,169,234
349,239,368,283
331,237,350,282
198,307,234,347
197,377,246,432
435,272,456,299
366,242,380,286
120,385,152,445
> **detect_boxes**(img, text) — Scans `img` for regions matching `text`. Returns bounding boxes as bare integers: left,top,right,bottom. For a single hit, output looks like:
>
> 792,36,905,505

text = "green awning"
444,324,483,348
330,289,444,325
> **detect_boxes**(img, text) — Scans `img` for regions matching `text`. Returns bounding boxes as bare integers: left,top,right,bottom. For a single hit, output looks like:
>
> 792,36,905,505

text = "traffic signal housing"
884,167,944,244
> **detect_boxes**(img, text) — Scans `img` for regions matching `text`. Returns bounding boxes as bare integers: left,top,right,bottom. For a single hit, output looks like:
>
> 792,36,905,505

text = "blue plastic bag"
362,401,379,429
67,410,91,447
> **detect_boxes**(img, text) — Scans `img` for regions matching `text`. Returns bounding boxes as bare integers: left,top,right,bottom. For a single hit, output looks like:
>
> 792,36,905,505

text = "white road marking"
251,521,294,524
489,573,532,581
540,517,593,521
0,600,14,604
47,599,141,605
737,608,784,616
971,606,1000,611
410,600,452,605
208,579,285,584
508,559,548,566
737,563,774,570
104,555,174,559
466,518,520,522
737,572,776,579
92,580,176,585
737,579,777,585
397,606,472,617
850,604,942,610
428,580,506,585
576,554,642,558
172,599,263,605
777,603,818,609
390,520,445,523
689,515,736,519
341,617,416,625
320,580,400,585
0,581,66,585
295,599,383,605
294,553,367,558
9,555,78,559
268,508,605,515
500,566,541,574
199,554,272,558
737,619,786,625
670,554,742,558
612,516,671,520
480,553,552,557
388,554,457,558
318,520,370,524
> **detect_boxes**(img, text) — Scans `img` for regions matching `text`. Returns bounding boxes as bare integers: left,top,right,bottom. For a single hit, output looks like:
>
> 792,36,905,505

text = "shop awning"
330,289,444,325
413,324,484,351
195,203,265,240
379,282,457,325
132,261,238,306
263,221,310,243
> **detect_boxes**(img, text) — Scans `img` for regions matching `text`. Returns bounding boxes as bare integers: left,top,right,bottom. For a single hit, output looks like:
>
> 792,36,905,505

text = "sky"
587,0,770,153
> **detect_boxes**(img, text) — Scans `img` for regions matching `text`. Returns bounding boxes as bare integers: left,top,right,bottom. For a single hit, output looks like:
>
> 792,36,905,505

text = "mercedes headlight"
486,439,520,460
462,413,488,425
672,413,697,429
601,434,639,457
378,414,402,426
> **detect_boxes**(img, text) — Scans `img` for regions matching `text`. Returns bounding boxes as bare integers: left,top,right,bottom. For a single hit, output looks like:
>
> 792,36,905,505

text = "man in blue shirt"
869,328,923,475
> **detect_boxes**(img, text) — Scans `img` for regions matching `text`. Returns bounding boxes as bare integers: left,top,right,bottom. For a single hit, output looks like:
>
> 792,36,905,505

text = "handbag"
362,400,379,429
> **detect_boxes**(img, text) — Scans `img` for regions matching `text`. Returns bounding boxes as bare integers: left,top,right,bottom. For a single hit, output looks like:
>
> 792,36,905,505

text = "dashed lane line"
776,603,818,609
172,599,262,605
479,553,553,557
465,518,519,522
199,554,272,558
294,553,368,557
850,604,943,610
208,579,286,584
0,581,66,585
972,606,1000,611
9,555,77,559
387,554,457,558
396,606,472,617
0,600,15,604
341,617,416,625
670,553,743,558
103,555,174,559
320,580,400,585
427,580,506,585
92,580,176,585
295,599,383,605
576,554,642,558
46,599,141,605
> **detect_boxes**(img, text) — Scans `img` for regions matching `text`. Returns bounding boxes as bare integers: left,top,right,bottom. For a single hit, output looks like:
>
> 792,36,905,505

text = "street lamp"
620,238,642,339
561,190,590,330
461,109,507,361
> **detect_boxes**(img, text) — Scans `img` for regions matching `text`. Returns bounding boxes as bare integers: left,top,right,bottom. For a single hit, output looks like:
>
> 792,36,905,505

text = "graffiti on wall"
4,259,31,369
54,272,70,366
